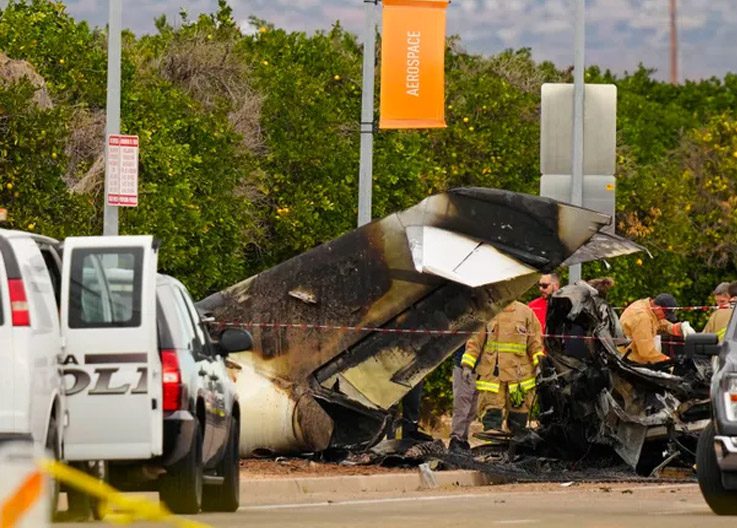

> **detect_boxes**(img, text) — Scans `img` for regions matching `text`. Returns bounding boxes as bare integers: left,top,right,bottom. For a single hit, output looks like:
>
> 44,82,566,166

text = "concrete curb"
240,470,490,505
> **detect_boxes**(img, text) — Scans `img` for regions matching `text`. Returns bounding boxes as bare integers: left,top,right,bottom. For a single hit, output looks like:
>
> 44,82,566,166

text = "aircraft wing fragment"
199,187,643,455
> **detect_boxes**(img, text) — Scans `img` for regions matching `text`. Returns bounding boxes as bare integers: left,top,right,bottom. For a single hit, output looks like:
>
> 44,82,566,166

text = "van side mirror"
684,333,721,358
218,328,253,354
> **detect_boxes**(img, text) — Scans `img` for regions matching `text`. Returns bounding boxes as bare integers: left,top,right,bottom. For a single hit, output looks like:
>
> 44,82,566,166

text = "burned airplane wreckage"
536,281,714,472
198,188,643,457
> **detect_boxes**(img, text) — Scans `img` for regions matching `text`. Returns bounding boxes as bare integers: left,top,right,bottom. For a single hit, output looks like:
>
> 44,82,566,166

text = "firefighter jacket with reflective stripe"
462,301,544,390
703,306,733,341
618,298,671,364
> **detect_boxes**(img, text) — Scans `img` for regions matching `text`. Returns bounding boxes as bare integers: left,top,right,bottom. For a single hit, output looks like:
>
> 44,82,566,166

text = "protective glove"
461,365,476,384
680,321,696,337
510,386,525,408
672,321,696,338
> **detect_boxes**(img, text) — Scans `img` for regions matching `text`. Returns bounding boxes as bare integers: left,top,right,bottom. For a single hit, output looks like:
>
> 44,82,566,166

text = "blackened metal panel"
561,232,646,267
199,188,637,452
202,189,611,382
316,273,539,410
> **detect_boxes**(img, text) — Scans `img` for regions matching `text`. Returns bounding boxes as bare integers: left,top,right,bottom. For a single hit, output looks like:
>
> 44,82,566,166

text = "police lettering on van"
62,354,148,396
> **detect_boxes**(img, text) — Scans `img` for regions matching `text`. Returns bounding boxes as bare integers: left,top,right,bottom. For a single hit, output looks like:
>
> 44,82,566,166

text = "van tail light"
8,279,30,327
161,349,182,412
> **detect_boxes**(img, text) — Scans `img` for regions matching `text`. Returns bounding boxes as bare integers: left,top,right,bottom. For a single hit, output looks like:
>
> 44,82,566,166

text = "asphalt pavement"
57,482,736,528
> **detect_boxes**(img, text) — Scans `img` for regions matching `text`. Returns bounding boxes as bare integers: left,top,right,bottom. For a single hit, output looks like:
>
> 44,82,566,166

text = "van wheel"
160,420,203,514
202,419,240,512
46,413,61,522
697,421,737,515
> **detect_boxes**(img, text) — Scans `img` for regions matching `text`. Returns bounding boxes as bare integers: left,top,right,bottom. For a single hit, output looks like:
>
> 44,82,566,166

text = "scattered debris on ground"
239,433,696,486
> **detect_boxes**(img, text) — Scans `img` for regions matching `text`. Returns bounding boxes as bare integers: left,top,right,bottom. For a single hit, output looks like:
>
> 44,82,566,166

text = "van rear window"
68,247,143,328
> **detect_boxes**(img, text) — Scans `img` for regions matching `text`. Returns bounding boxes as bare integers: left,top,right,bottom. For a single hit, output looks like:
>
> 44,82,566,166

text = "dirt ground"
239,457,415,479
237,413,526,480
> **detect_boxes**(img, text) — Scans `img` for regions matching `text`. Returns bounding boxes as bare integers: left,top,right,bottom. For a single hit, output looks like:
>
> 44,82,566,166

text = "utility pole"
357,0,377,227
103,0,121,236
569,0,585,284
669,0,679,84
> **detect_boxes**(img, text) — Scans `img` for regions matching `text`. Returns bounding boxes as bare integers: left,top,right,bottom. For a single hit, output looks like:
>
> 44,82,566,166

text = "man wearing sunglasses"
528,273,560,334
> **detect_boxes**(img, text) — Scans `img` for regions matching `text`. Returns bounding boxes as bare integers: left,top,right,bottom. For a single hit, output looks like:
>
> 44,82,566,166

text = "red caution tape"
214,321,690,347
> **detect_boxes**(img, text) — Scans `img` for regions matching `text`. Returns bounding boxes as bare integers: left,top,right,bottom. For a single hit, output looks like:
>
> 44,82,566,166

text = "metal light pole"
569,0,585,284
103,0,121,236
669,0,679,84
357,0,377,227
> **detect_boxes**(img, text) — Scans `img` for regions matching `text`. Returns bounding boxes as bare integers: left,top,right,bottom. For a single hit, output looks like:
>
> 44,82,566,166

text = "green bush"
3,0,737,413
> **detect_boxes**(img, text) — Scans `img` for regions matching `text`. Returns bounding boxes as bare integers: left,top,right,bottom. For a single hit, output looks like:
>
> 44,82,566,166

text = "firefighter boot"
474,409,505,442
448,436,470,453
507,411,528,435
482,408,503,431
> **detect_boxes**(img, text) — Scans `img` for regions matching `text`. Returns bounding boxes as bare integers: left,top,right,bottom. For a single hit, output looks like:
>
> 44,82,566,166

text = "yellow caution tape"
38,459,210,528
1,470,43,528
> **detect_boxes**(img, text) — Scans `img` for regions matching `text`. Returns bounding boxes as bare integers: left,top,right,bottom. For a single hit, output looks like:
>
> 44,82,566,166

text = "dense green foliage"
2,0,737,416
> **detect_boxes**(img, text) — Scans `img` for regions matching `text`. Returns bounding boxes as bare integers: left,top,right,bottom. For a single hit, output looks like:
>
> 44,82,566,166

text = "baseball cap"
653,293,678,323
713,282,730,296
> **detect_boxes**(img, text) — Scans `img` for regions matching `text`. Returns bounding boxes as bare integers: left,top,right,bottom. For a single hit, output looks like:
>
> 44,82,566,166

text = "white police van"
0,230,65,460
1,230,245,518
58,235,162,462
0,231,161,517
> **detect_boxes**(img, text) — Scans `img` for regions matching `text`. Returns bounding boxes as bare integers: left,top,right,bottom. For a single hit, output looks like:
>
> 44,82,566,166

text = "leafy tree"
0,0,108,105
5,0,737,416
0,79,90,236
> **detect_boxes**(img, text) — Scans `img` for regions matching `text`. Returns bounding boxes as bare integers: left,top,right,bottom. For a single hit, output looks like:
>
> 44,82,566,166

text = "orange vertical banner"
379,0,448,129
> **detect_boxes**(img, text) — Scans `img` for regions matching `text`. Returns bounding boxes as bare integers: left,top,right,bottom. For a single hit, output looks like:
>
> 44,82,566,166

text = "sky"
4,1,737,81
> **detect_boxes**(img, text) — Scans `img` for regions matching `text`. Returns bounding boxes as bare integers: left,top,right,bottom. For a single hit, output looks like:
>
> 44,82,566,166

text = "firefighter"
703,282,734,341
461,301,544,435
618,293,695,364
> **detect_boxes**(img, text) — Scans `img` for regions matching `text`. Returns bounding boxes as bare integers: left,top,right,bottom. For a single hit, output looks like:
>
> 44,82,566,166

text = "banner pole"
357,0,377,227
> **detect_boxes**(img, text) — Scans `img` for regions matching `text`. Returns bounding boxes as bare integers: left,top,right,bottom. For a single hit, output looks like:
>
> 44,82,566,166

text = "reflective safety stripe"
476,380,500,393
532,351,545,366
717,327,727,341
520,377,536,392
461,353,477,368
485,341,527,355
508,377,536,393
477,377,535,394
